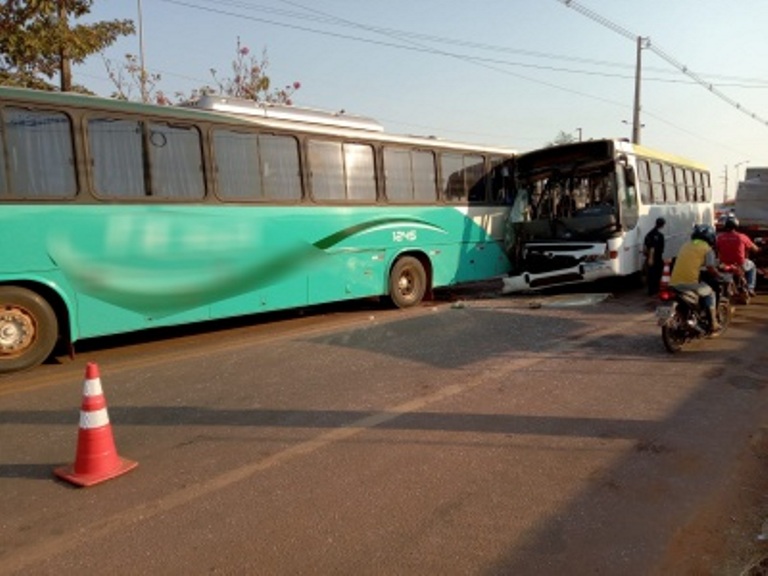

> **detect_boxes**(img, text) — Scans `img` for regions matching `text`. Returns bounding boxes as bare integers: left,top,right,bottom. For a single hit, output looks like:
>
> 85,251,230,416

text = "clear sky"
76,0,768,202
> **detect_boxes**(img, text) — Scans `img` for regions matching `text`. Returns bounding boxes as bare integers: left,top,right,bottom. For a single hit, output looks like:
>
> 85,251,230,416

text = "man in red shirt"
716,217,760,296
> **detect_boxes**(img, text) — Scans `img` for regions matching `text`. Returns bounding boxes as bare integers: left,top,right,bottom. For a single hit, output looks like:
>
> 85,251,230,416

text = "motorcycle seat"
670,283,709,307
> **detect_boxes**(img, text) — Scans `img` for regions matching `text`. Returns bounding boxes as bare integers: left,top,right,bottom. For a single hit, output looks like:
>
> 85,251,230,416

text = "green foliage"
0,0,134,91
547,131,578,147
106,38,302,106
104,53,170,104
188,38,301,104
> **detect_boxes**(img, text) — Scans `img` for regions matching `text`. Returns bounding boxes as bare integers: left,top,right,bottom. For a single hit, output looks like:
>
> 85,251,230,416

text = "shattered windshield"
520,163,617,221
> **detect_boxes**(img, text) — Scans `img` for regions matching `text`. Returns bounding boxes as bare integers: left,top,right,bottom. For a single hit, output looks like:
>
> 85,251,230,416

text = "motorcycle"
656,271,734,353
720,263,750,305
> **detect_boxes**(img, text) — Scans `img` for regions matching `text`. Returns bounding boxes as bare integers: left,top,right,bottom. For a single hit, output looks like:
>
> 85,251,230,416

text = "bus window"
344,143,376,202
702,171,712,202
440,153,483,203
466,157,487,203
618,162,639,229
440,153,466,202
0,122,6,196
384,147,437,203
384,148,413,202
674,166,686,201
260,134,301,201
89,118,146,198
490,157,512,203
309,140,375,202
691,171,700,201
4,108,76,198
637,159,652,205
662,163,675,203
213,130,263,200
148,122,204,199
309,140,344,201
649,161,664,203
684,169,696,202
412,150,436,202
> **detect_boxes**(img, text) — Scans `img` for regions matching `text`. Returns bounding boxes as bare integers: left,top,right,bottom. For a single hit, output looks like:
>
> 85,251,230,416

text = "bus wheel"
388,256,427,309
0,287,58,373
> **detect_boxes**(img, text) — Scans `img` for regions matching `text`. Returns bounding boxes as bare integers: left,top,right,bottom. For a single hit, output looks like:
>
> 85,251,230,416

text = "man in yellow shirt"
669,224,722,334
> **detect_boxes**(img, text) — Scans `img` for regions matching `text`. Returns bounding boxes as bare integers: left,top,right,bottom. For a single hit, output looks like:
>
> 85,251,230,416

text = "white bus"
502,139,714,291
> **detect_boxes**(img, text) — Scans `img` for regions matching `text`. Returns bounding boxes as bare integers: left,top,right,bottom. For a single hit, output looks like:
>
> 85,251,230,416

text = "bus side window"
649,161,664,204
90,117,147,198
412,150,437,202
439,153,484,203
260,134,302,201
702,172,712,202
213,129,262,201
148,122,205,199
684,169,696,202
308,140,345,201
5,108,77,198
343,143,376,202
637,159,652,205
440,153,466,202
674,166,686,202
661,163,675,204
0,116,6,196
466,157,487,203
489,157,510,203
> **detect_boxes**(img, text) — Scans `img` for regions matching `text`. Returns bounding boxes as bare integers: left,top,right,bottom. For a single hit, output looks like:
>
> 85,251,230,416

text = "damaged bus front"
503,139,713,292
504,140,639,291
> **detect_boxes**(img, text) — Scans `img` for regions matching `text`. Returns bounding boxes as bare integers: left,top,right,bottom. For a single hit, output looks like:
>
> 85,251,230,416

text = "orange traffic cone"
659,260,671,292
54,362,137,487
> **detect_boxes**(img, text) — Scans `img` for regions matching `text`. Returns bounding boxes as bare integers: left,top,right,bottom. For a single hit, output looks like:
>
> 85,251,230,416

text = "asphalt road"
2,281,768,575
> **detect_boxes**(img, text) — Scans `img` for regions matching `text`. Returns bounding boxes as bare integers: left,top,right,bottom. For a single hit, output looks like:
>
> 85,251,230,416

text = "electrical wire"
558,0,768,127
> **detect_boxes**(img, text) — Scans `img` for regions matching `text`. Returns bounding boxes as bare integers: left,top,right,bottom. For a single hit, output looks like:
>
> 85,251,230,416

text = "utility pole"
631,36,645,144
137,0,148,103
722,165,729,201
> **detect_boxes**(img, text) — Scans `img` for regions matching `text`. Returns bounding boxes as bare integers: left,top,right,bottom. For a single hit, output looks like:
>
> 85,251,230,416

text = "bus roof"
616,140,709,172
515,138,708,173
0,86,516,156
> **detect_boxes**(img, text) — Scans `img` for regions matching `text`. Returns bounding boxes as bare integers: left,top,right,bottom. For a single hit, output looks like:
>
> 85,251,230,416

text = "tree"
107,38,302,106
0,1,134,91
104,53,170,104
190,38,301,104
546,131,578,147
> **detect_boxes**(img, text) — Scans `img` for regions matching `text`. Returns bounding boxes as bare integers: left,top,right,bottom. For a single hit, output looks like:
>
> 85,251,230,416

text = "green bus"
0,87,515,372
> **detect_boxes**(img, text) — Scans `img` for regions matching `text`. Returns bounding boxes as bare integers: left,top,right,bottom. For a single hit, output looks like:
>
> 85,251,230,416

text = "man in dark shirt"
644,217,666,295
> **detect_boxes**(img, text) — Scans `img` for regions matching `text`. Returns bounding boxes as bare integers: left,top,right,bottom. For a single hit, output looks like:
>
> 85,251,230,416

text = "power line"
138,0,759,154
558,0,768,128
159,0,768,88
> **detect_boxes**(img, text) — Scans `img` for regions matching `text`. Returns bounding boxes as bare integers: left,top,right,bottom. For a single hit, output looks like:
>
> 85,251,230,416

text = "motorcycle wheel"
661,312,687,353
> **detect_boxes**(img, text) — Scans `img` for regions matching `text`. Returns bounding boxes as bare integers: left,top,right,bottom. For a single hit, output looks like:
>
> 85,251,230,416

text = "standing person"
670,224,722,335
643,217,666,295
716,216,760,296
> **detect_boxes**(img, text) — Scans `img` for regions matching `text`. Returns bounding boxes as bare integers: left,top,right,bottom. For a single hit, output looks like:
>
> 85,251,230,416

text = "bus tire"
0,286,59,373
388,256,427,309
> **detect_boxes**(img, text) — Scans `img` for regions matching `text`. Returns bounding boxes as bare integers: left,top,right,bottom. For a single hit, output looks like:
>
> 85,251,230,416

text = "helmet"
723,215,739,231
691,223,716,247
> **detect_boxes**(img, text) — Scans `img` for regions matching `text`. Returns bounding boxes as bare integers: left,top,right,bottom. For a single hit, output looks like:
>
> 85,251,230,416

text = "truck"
733,167,768,281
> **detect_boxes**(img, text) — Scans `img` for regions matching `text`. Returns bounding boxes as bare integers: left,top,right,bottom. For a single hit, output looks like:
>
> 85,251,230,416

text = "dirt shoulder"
655,425,768,575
